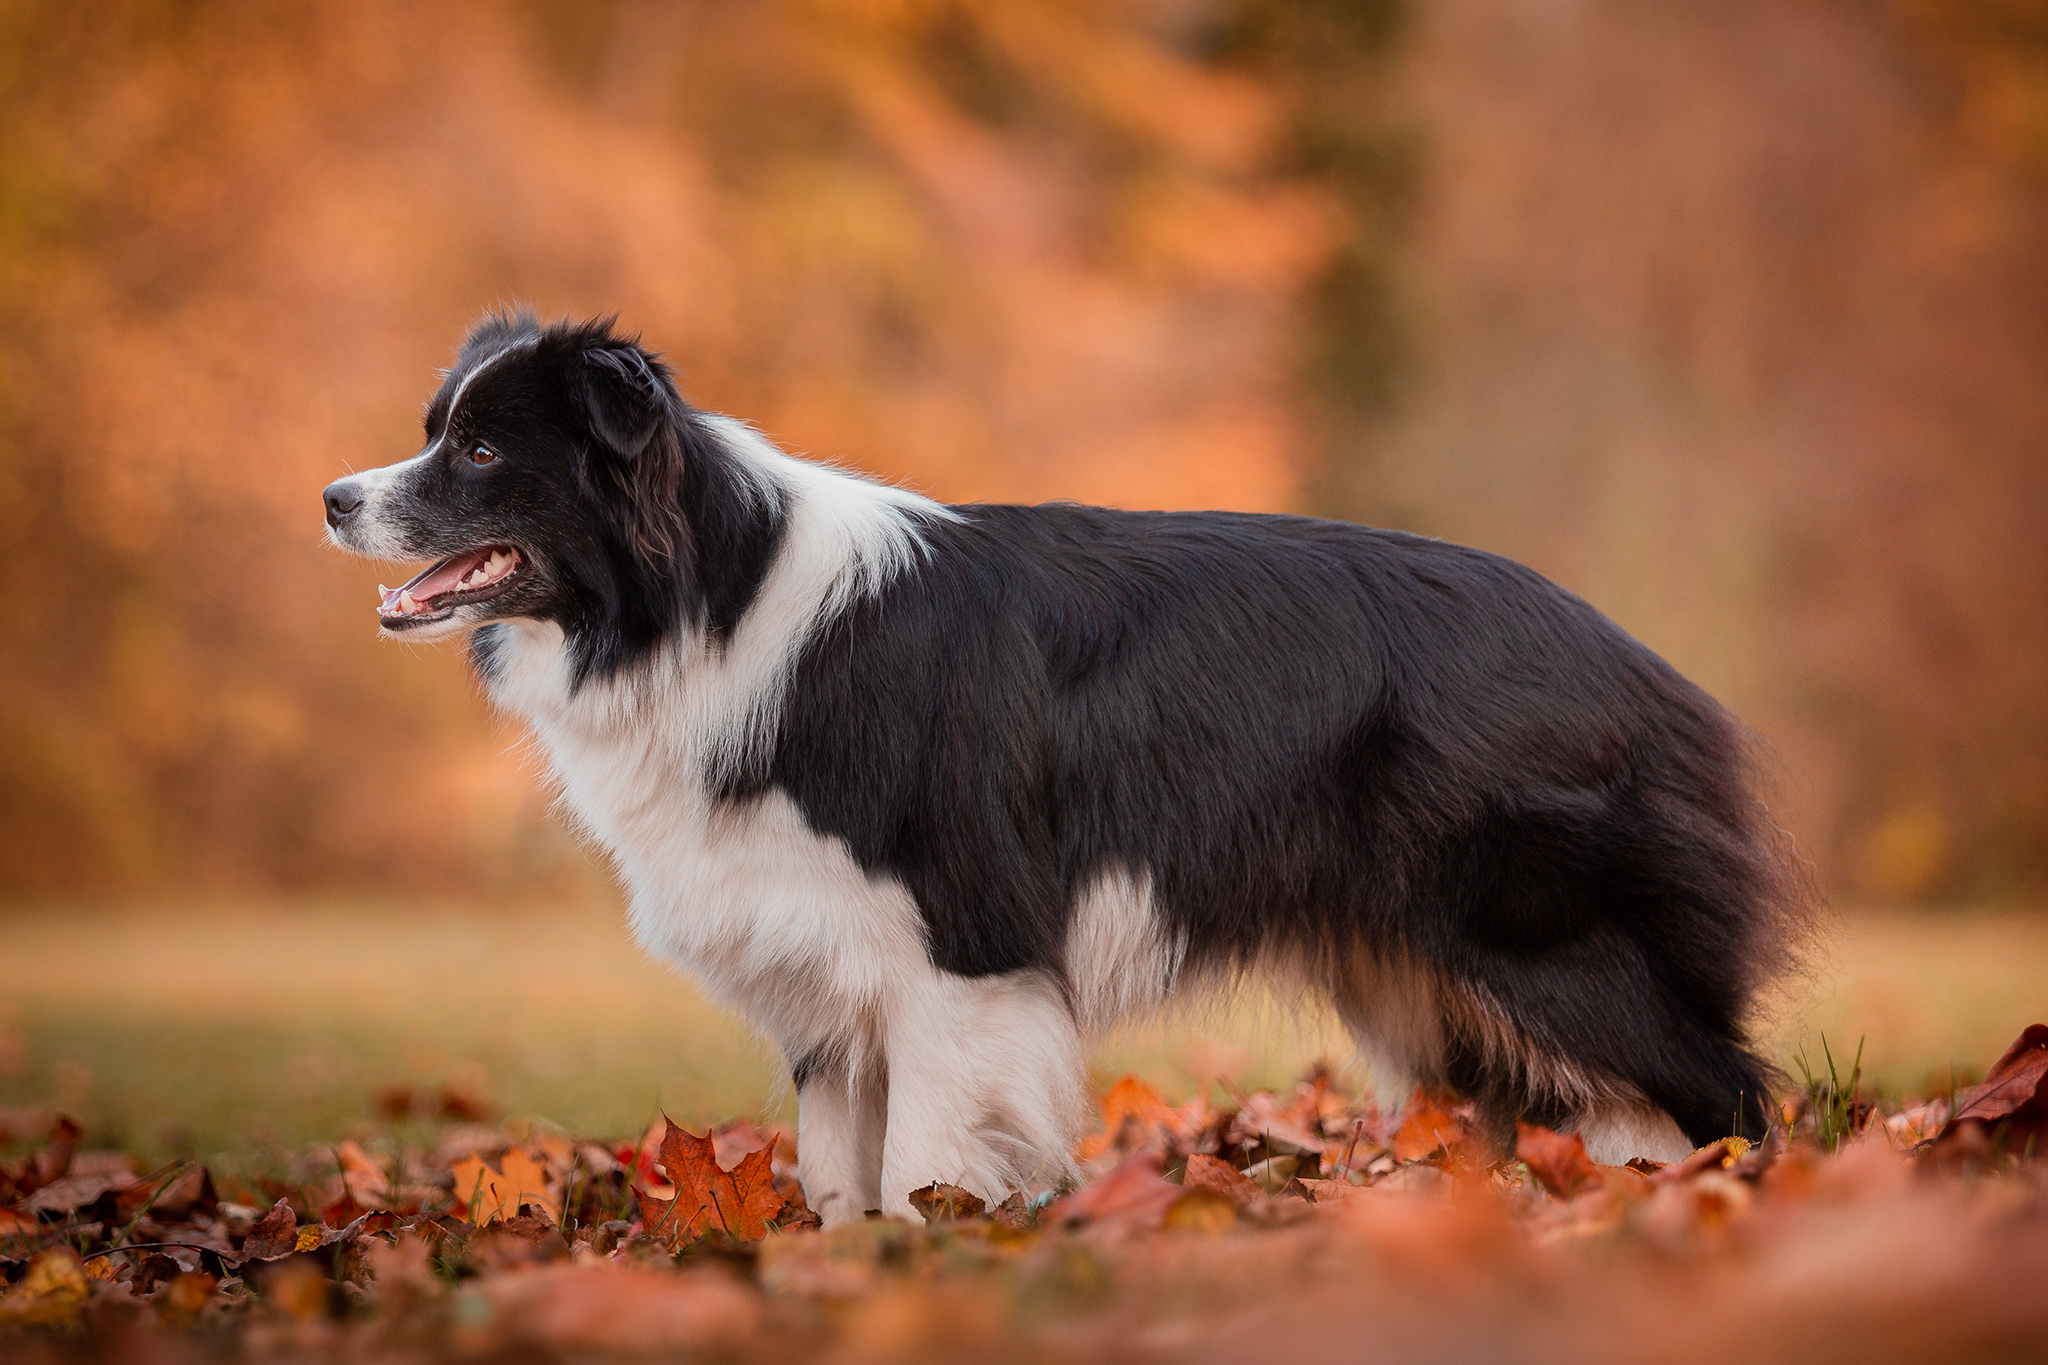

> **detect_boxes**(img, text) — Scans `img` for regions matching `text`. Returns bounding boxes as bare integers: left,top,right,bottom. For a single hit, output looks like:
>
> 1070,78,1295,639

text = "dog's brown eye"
469,442,498,466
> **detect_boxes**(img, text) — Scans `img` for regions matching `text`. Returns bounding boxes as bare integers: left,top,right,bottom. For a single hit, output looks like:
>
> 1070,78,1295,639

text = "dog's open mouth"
378,546,524,627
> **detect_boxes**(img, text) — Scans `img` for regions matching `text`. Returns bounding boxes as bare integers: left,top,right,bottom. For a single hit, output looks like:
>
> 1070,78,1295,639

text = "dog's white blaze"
1064,868,1182,1037
442,338,534,434
483,422,1082,1221
326,448,437,561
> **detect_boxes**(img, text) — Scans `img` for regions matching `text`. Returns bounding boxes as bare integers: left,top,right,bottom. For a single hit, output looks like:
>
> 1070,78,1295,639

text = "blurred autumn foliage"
1,0,2045,903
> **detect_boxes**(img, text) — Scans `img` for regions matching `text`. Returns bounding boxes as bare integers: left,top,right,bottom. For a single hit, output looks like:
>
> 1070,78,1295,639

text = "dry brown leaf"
1651,1139,1748,1186
1939,1024,2048,1143
1516,1122,1601,1198
1229,1089,1328,1155
117,1163,217,1222
333,1139,392,1199
0,1246,89,1327
155,1272,218,1328
1297,1177,1366,1204
1163,1187,1239,1231
1051,1150,1183,1231
17,1170,135,1215
909,1182,986,1221
1182,1152,1262,1207
453,1263,761,1355
34,1115,80,1188
241,1196,302,1261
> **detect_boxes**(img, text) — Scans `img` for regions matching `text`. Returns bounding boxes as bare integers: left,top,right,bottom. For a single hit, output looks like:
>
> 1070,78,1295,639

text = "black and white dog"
324,312,1807,1224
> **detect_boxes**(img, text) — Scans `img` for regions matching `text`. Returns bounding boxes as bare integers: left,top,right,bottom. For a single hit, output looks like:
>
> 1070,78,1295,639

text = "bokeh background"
4,0,2047,1154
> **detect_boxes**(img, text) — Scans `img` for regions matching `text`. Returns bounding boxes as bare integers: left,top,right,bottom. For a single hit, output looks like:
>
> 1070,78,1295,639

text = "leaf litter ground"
4,1027,2048,1363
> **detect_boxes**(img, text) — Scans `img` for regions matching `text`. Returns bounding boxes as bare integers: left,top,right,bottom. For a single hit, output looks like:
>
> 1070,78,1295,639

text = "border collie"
324,312,1808,1224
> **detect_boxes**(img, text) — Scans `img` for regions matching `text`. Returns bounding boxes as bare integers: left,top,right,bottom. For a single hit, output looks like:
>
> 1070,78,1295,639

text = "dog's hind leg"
1570,1101,1693,1165
1327,947,1452,1115
875,967,1088,1220
1437,950,1779,1157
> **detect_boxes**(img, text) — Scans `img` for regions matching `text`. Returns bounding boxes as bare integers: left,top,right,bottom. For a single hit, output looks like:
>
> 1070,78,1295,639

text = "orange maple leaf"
1076,1075,1182,1160
1515,1122,1601,1197
637,1117,787,1243
1390,1092,1471,1165
452,1149,561,1225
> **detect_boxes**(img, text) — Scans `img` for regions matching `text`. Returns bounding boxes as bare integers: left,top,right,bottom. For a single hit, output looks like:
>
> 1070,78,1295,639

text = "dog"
324,311,1809,1224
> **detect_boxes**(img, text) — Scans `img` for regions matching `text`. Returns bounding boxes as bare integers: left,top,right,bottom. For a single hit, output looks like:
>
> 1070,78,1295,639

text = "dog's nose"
323,480,364,528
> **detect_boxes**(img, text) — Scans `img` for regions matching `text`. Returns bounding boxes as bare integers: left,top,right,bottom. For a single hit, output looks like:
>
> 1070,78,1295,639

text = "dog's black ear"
577,344,670,461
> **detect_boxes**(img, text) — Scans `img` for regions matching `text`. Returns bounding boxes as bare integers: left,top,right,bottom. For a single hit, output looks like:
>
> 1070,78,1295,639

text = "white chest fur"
480,423,945,1060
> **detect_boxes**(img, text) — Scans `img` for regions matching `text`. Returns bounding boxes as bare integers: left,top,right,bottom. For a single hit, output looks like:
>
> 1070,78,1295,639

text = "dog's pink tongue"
378,549,491,614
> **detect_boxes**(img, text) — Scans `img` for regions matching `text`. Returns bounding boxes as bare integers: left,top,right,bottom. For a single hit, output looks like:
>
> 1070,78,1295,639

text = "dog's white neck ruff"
479,417,948,1057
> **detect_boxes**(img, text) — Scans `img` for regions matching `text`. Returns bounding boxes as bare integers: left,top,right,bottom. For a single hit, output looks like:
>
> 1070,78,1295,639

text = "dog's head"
325,311,740,677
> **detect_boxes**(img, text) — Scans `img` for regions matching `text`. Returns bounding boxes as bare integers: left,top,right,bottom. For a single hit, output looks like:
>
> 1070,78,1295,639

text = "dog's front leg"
876,969,1087,1220
794,1054,886,1230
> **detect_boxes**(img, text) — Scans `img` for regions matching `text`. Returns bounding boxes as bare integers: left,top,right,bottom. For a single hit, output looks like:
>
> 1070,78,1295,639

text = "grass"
1793,1035,1866,1151
3,899,2045,1161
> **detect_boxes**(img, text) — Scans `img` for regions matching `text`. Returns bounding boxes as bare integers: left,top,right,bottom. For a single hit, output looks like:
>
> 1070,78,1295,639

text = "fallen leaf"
155,1272,218,1328
333,1139,392,1199
638,1117,787,1243
364,1231,440,1306
452,1148,562,1226
465,1215,572,1272
1938,1024,2048,1143
503,1149,564,1219
376,1081,493,1122
453,1263,761,1354
0,1246,89,1327
1390,1093,1470,1164
1651,1139,1747,1185
1076,1075,1178,1161
242,1196,302,1261
1181,1152,1262,1207
909,1182,986,1222
254,1255,332,1321
1228,1088,1328,1156
1243,1155,1300,1192
117,1164,217,1222
1516,1123,1601,1198
127,1253,184,1297
1162,1187,1238,1232
617,1127,673,1195
1296,1177,1366,1204
16,1170,135,1215
34,1115,81,1187
1050,1151,1182,1231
